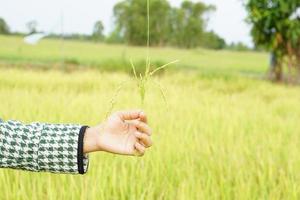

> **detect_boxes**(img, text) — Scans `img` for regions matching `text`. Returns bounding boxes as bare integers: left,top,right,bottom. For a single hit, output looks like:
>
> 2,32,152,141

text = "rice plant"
106,0,179,115
2,67,300,200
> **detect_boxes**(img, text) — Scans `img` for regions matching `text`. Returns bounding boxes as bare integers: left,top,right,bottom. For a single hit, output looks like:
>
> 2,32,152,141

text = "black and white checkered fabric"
0,119,89,174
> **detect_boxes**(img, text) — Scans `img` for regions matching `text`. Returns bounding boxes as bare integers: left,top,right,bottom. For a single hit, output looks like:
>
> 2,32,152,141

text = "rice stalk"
107,0,179,114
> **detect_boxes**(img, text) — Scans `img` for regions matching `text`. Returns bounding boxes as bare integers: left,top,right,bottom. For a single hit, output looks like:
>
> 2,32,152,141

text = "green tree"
0,18,10,35
246,0,300,82
200,31,226,50
171,1,215,48
92,20,105,42
227,42,251,51
111,0,223,49
106,29,124,44
113,0,171,46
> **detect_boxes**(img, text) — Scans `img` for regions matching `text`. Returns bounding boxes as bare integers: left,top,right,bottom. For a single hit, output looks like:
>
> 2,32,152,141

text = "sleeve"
0,119,89,174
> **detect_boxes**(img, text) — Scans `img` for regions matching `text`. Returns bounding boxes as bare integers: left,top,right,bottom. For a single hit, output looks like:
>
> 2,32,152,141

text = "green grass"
0,35,268,76
0,35,300,199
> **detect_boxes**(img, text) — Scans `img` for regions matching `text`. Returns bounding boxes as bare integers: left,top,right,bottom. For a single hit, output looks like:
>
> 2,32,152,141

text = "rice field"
0,35,300,199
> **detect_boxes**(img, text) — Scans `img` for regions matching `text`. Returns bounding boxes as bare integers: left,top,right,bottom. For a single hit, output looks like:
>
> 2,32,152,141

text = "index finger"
139,111,147,123
115,110,147,122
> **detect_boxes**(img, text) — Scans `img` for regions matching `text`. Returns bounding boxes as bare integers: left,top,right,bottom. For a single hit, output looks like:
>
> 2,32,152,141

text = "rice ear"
105,80,129,119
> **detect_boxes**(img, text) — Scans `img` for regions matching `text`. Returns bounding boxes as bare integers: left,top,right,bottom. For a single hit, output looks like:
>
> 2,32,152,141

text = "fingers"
134,142,146,156
130,120,152,135
115,110,147,122
134,131,152,156
134,131,152,148
139,111,147,123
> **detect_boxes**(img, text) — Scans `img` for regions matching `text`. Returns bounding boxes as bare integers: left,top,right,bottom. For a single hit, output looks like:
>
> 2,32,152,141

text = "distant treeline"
0,0,251,51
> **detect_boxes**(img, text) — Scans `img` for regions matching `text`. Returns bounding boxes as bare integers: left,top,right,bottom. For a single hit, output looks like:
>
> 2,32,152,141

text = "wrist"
83,126,102,153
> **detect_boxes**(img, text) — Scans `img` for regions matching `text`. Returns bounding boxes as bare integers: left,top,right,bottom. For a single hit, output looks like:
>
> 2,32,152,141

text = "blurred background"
0,0,300,199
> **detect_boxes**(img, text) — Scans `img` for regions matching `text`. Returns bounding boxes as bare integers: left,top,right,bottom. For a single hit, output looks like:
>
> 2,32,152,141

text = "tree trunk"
269,52,282,82
274,64,282,82
297,54,300,83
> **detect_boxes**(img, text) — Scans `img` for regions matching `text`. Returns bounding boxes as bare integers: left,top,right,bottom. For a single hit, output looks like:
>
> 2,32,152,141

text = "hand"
84,110,152,156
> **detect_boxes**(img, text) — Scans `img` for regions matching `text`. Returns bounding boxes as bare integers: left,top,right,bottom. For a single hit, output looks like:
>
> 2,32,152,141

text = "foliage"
246,0,300,81
200,31,226,50
113,0,171,46
227,42,251,51
48,33,91,41
111,0,223,49
170,1,215,48
105,29,124,44
0,18,10,35
92,20,105,42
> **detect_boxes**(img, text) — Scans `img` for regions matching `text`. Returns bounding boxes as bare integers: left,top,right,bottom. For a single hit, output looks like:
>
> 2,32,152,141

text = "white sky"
0,0,253,46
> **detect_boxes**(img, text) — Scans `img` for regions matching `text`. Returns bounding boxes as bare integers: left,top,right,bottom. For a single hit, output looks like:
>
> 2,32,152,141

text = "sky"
0,0,253,46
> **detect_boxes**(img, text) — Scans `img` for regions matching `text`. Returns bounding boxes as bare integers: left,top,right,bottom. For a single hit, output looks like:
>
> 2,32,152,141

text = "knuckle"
144,136,151,144
138,120,143,126
142,140,149,147
136,120,143,128
136,148,145,156
141,133,147,139
140,145,146,152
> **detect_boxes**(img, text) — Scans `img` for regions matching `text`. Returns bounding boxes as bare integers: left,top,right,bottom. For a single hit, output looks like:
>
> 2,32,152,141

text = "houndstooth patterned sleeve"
0,119,89,174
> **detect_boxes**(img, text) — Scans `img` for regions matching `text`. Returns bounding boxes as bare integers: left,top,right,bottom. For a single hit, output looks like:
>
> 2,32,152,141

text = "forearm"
0,110,152,174
0,119,89,174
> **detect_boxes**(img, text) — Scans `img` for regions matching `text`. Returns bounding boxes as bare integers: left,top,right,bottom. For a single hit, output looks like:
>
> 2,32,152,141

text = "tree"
0,18,10,35
111,0,223,49
113,0,171,46
171,1,215,48
200,31,226,50
226,42,251,51
246,0,300,82
26,20,38,34
92,20,105,42
106,29,124,44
